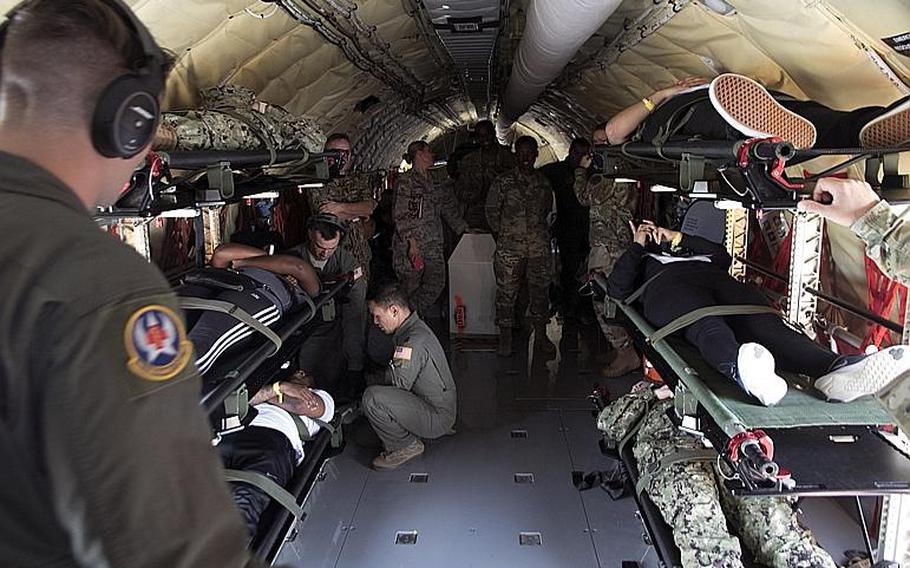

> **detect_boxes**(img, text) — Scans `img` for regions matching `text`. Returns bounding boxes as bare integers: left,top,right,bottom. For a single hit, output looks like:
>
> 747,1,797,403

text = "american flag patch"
394,346,413,361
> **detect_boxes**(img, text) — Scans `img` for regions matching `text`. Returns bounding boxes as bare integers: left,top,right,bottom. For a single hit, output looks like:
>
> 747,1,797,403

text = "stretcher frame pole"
785,211,824,338
202,206,223,264
724,208,749,282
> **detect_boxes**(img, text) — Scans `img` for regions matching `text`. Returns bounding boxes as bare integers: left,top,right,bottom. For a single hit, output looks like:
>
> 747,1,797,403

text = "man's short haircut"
0,0,175,129
324,132,351,148
515,135,538,151
367,282,411,310
309,218,342,241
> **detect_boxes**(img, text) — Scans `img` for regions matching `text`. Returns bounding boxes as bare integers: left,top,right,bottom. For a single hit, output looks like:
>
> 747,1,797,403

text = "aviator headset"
0,0,167,158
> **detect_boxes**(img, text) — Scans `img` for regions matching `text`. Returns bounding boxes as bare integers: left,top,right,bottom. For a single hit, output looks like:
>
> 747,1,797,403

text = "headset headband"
308,213,349,238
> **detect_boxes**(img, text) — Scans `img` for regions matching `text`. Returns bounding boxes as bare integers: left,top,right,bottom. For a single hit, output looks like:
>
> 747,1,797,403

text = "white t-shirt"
645,253,713,265
249,389,335,465
307,251,329,271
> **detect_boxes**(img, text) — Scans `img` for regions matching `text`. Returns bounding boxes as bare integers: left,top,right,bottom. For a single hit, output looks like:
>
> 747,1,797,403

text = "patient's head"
367,282,412,334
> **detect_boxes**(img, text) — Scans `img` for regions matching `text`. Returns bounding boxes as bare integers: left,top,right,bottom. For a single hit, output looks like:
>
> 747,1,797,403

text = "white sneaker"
814,345,910,403
736,342,788,406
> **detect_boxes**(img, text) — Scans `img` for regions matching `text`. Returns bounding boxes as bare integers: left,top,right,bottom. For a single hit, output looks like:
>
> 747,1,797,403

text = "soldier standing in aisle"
308,133,377,281
575,150,641,377
393,140,469,314
456,119,515,231
486,136,555,357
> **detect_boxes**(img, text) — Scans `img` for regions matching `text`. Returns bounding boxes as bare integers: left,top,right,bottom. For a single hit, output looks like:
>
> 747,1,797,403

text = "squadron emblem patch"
124,305,193,381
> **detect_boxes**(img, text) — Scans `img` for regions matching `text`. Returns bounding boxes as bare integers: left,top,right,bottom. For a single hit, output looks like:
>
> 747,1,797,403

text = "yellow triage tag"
394,346,413,361
272,382,284,404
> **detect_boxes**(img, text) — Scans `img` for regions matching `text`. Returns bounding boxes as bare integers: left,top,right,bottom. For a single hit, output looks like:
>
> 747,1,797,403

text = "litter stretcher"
590,273,910,568
185,274,358,563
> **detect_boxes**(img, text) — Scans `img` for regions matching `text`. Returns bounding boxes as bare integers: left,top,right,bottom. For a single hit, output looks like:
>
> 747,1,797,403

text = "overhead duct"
497,0,621,140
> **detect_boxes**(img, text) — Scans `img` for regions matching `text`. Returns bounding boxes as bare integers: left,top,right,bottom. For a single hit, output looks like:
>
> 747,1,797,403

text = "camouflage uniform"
597,389,836,568
852,201,910,433
486,168,553,327
393,171,467,313
574,169,637,348
456,144,516,231
158,85,323,152
307,173,376,281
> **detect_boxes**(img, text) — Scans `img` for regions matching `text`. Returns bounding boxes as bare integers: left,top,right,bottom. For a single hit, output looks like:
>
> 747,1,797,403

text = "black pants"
180,267,292,375
644,269,838,378
218,426,296,536
641,89,888,149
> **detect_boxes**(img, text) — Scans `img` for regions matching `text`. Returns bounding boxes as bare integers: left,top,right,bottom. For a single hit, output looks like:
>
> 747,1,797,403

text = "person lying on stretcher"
218,369,334,537
177,243,322,375
175,249,335,536
605,220,910,406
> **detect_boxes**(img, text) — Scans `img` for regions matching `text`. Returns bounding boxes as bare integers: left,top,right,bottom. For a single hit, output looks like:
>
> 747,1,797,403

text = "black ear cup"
91,73,160,158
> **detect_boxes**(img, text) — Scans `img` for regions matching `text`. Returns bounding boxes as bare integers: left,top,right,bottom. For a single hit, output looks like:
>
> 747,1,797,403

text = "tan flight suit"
362,312,457,451
0,152,263,568
852,200,910,433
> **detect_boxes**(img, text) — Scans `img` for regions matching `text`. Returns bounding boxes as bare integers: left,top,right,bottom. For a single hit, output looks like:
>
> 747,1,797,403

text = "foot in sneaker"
814,345,910,403
734,342,788,406
709,73,817,149
372,439,425,470
859,98,910,148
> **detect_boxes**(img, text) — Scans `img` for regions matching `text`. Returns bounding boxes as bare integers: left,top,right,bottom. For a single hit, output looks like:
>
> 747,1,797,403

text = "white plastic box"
448,233,497,336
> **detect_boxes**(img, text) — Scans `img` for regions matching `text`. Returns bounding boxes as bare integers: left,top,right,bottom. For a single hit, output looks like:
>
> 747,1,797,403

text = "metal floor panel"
330,410,599,568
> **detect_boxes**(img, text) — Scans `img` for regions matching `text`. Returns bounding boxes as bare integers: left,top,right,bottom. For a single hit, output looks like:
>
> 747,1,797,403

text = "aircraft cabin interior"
1,0,910,567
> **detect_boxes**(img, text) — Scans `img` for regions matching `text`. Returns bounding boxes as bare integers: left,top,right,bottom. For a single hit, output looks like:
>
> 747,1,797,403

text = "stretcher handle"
741,440,779,479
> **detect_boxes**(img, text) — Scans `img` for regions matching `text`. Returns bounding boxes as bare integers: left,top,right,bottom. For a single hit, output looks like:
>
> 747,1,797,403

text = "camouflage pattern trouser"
394,247,445,315
493,249,551,327
634,402,836,568
589,243,632,348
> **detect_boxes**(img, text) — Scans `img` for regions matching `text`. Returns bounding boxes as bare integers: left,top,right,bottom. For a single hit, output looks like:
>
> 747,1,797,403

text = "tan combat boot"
534,324,556,357
601,341,641,378
372,439,425,470
497,326,513,357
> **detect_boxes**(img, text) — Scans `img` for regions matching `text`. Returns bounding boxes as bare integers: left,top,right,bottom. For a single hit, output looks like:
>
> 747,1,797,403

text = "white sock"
736,343,788,406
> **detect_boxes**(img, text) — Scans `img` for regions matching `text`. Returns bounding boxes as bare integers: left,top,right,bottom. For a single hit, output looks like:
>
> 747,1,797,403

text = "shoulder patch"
393,345,413,361
353,266,364,281
124,305,193,381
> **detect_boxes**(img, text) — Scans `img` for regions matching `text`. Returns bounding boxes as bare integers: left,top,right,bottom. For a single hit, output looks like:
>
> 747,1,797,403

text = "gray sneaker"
815,345,910,403
372,439,425,470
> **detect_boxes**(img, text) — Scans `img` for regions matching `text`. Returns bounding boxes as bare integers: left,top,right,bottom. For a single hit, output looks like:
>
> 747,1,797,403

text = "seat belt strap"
289,413,336,443
635,448,717,496
648,305,779,344
224,469,304,519
179,297,282,355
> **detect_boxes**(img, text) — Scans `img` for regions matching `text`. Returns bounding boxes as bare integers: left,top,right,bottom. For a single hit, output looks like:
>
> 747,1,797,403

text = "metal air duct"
497,0,621,139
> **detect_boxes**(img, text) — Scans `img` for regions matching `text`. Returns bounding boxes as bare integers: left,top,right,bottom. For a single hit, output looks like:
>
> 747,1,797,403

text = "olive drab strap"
647,304,779,344
179,297,282,355
634,448,718,496
224,469,305,519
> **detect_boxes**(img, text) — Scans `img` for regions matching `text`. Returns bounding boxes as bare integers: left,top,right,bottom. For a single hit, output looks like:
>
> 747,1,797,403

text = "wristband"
642,97,656,112
272,382,284,404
